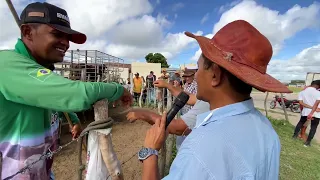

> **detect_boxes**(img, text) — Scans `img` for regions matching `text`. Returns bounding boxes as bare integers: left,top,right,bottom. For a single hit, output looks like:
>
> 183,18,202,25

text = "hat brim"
182,73,195,77
49,24,87,44
185,31,292,93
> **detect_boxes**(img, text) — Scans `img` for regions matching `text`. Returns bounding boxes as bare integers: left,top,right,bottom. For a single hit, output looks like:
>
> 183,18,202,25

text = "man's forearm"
299,101,312,109
140,110,161,125
142,155,160,180
138,110,190,136
166,84,197,105
309,100,320,116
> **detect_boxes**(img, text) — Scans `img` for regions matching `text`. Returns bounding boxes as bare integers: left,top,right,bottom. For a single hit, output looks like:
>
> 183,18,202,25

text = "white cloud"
191,0,320,81
0,0,27,49
108,15,166,47
0,0,197,64
213,0,320,55
47,0,153,39
200,13,209,24
105,30,203,60
190,33,213,61
267,44,320,81
156,0,160,4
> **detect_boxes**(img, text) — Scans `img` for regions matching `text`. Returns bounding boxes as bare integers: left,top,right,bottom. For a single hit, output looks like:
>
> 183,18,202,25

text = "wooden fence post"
264,92,269,117
158,87,166,177
280,93,289,121
165,89,175,175
94,100,123,180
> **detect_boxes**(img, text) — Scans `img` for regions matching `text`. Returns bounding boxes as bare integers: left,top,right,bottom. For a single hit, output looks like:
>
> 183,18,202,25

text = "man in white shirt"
293,80,320,146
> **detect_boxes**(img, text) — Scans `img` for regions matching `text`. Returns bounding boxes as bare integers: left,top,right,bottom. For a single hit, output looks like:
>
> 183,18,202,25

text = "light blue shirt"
163,99,280,180
176,100,210,149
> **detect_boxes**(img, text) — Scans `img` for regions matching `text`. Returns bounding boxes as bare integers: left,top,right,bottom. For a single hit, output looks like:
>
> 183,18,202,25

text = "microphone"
165,91,190,129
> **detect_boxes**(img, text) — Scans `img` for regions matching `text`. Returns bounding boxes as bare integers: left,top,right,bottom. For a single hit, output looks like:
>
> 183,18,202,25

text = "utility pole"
5,0,20,27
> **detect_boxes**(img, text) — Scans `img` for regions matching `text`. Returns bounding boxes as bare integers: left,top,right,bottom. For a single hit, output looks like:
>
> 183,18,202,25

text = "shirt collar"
196,98,255,127
14,38,36,61
14,39,56,70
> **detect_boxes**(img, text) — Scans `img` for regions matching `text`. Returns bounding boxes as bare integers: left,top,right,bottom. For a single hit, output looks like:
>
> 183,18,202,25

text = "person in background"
299,85,310,139
124,77,131,91
180,68,197,115
160,69,169,80
146,71,156,103
140,20,290,180
133,72,143,102
0,2,132,179
293,80,320,146
160,69,169,107
169,70,182,88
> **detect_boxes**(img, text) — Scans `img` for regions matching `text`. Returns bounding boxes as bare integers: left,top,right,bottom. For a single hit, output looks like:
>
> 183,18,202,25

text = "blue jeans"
147,88,155,103
50,171,55,180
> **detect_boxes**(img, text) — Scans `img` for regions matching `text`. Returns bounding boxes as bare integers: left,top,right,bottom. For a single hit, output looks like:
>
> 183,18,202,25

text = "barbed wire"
3,131,89,180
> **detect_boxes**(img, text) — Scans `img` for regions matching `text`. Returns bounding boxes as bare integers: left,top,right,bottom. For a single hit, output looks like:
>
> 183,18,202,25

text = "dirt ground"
52,107,151,180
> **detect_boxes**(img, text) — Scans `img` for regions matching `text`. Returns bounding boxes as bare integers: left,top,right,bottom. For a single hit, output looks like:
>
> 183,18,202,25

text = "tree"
145,53,170,68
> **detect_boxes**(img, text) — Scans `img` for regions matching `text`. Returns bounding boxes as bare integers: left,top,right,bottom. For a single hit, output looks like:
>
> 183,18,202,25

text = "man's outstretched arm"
126,109,190,136
0,52,132,112
154,80,197,106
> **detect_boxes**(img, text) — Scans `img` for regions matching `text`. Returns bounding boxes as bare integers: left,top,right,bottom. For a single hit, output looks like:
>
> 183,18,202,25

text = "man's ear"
20,24,33,41
211,64,223,87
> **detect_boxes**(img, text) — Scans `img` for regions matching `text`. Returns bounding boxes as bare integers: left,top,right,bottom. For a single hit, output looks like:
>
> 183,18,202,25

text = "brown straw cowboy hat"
185,20,291,93
182,69,196,77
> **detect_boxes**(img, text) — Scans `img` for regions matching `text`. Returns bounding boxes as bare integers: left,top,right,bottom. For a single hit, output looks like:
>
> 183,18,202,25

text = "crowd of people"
1,1,319,180
125,68,198,108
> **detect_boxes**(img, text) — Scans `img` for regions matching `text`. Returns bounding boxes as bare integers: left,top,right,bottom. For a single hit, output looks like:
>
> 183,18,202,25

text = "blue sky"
148,0,320,67
1,0,319,81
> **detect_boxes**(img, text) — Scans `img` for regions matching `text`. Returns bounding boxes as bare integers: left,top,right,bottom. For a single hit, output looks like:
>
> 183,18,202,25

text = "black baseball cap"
20,2,86,44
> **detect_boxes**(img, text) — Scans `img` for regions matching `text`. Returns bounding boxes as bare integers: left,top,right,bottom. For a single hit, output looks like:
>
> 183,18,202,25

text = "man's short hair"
311,80,320,86
202,54,252,95
20,23,41,38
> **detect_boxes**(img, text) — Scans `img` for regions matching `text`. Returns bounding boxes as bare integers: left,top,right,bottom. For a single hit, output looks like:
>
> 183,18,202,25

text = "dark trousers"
133,92,141,102
294,116,320,142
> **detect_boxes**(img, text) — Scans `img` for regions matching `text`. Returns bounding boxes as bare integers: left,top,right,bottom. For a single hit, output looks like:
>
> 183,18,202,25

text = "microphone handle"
165,106,179,129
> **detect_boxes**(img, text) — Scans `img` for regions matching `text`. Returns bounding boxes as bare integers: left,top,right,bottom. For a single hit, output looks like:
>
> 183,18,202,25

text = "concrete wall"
119,67,129,83
131,62,162,79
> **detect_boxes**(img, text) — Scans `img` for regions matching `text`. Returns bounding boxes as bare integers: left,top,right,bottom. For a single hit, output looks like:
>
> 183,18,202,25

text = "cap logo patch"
57,12,69,24
28,12,45,17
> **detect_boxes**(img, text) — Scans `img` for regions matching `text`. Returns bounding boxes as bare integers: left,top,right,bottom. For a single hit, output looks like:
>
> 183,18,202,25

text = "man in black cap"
0,2,132,180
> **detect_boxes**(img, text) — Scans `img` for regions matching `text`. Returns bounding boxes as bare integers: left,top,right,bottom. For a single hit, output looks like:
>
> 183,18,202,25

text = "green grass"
170,117,320,180
253,86,302,93
287,86,303,93
270,117,320,180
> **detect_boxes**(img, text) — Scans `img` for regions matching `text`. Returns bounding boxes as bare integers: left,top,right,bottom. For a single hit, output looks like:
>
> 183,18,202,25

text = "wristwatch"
138,147,158,162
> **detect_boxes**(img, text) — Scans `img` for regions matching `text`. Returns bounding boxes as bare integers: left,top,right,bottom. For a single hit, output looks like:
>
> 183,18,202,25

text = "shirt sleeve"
316,91,320,100
180,101,210,128
0,52,124,112
298,92,303,100
162,152,213,180
64,112,80,124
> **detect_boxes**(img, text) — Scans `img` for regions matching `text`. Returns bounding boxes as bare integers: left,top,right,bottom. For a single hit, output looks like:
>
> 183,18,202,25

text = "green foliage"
145,53,170,68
